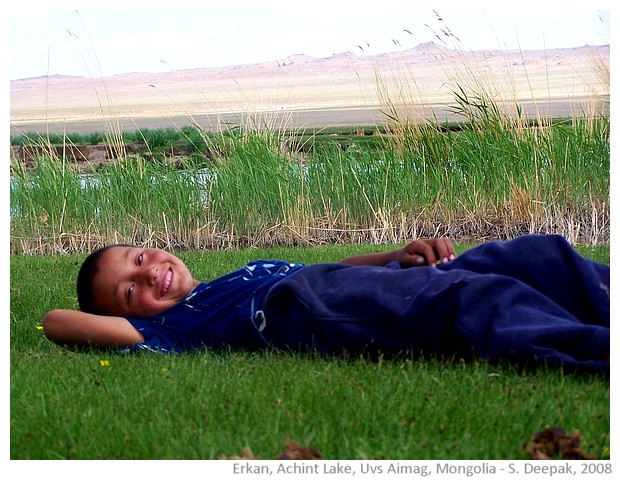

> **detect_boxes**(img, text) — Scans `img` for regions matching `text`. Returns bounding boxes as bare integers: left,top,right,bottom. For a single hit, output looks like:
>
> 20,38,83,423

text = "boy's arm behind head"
42,309,144,350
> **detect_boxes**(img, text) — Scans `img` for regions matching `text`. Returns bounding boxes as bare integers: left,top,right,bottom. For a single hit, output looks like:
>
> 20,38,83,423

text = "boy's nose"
137,265,158,285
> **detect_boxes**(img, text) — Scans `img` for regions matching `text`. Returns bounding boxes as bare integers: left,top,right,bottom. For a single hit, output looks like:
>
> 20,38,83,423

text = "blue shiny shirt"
124,260,304,353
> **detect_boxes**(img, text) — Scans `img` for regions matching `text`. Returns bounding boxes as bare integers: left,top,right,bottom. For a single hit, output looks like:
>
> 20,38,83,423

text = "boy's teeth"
162,269,172,296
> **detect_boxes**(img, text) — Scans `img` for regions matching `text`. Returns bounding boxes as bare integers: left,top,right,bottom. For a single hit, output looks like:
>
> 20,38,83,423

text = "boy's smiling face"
92,246,200,317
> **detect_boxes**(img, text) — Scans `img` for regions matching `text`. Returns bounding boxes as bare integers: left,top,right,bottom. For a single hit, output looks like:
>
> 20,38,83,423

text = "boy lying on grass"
43,234,610,373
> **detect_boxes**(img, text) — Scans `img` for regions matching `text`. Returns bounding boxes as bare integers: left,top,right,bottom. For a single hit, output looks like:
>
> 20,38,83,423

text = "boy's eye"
127,285,134,302
137,253,143,265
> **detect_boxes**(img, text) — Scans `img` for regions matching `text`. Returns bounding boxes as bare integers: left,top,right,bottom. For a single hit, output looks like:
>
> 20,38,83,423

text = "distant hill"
10,43,609,134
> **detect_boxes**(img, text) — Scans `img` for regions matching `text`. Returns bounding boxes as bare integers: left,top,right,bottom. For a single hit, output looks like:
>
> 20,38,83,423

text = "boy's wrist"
385,248,402,265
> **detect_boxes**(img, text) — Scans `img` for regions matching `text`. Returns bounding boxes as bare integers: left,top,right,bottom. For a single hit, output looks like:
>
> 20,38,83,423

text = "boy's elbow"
42,309,69,343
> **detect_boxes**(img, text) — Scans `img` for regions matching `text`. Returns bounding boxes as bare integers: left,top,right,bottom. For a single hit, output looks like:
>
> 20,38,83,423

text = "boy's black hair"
76,244,124,315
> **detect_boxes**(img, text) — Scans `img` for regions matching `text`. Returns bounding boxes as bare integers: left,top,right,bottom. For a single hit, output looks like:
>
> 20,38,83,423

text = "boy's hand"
338,237,457,267
396,238,456,267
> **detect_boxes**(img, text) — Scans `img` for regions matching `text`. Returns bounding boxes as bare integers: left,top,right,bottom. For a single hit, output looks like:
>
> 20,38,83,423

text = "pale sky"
8,1,612,80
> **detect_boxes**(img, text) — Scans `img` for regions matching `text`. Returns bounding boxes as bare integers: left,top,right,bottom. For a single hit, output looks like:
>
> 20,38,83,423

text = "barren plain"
10,42,609,136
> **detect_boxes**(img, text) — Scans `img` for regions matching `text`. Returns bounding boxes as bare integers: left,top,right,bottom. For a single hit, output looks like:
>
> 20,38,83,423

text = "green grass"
9,349,610,460
10,243,610,460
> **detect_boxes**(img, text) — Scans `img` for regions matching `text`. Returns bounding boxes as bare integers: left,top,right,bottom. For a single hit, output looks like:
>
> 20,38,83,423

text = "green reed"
10,95,609,254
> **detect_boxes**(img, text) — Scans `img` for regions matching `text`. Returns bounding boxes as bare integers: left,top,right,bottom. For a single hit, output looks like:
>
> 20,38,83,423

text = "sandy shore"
10,43,609,135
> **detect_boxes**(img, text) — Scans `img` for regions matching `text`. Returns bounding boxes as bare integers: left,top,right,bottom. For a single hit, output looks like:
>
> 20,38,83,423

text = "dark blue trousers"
263,235,610,372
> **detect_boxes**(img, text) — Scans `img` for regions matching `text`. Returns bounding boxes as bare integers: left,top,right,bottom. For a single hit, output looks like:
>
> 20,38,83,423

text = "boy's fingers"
413,255,426,265
434,238,456,263
416,242,438,266
404,239,456,266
